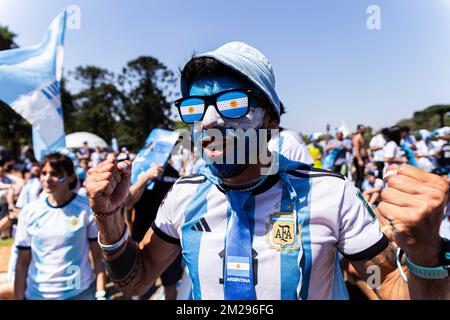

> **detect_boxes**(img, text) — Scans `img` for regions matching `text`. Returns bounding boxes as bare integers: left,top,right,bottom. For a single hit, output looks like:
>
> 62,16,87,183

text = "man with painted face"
87,42,450,300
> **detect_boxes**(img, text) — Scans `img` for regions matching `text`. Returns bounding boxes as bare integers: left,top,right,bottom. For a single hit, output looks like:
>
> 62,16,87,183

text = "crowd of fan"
306,125,450,206
1,124,450,300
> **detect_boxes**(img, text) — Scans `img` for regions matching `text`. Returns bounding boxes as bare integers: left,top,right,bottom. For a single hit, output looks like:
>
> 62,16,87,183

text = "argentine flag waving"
0,10,67,160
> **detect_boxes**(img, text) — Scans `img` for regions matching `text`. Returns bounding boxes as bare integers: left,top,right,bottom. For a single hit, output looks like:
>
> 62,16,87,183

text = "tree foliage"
0,26,32,157
396,104,450,131
0,23,178,156
68,66,123,143
115,56,176,150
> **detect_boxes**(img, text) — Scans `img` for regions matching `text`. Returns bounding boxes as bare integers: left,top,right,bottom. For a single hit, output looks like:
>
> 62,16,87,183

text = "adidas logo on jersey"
191,217,211,232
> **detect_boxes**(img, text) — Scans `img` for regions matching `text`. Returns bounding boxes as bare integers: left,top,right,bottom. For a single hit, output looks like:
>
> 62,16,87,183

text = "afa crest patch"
68,216,81,231
265,212,301,252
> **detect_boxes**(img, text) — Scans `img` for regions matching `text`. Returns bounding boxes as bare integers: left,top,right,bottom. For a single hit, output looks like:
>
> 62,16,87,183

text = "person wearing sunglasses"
87,42,449,300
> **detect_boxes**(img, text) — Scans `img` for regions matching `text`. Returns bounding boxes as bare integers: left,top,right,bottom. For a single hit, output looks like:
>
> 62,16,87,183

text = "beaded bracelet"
92,204,123,218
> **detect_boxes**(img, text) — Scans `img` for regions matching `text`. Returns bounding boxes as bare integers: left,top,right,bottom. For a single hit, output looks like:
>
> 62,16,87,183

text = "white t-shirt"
14,193,98,300
268,130,313,165
153,166,386,300
369,134,386,162
440,217,450,239
15,177,42,209
383,141,403,167
90,152,103,168
416,140,437,172
0,175,15,205
433,139,448,153
401,135,416,148
362,178,384,192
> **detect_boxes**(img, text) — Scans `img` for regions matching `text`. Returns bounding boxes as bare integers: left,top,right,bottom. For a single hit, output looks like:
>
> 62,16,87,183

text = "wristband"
396,240,450,281
95,290,106,300
98,224,129,251
405,254,449,279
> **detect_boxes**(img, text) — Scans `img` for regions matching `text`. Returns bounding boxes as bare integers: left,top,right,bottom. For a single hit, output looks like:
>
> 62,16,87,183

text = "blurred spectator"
117,147,130,162
369,128,388,179
325,131,352,176
0,159,17,238
15,162,42,210
400,126,417,151
19,145,36,177
0,145,11,163
307,133,324,168
361,170,384,205
383,126,407,168
415,129,438,173
1,162,42,300
90,147,104,168
76,141,91,168
268,128,313,165
436,129,450,173
352,125,368,189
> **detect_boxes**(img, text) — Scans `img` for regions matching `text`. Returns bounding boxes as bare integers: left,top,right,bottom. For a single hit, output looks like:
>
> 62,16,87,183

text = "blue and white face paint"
189,76,267,178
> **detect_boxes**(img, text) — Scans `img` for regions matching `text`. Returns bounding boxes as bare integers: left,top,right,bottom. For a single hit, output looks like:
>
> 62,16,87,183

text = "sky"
1,0,450,135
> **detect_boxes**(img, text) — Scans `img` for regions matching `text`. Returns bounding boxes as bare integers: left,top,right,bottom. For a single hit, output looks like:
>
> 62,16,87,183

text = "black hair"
357,124,365,131
41,153,77,190
386,126,402,145
400,126,410,133
0,159,5,167
181,56,279,123
381,128,390,136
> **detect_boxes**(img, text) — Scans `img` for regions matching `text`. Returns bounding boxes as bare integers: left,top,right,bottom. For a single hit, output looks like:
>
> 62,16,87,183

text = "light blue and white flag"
131,128,180,190
0,10,67,160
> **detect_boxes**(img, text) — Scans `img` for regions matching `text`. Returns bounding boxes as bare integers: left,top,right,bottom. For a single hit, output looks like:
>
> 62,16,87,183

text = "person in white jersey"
268,128,313,165
14,153,106,300
416,130,438,173
0,162,43,300
86,42,449,300
369,128,388,179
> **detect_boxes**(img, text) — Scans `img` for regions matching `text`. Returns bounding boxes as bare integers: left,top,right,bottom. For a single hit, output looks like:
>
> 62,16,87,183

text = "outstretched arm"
124,164,164,210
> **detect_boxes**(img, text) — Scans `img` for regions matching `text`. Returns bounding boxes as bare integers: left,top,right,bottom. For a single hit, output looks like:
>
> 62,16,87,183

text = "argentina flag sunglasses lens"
216,90,249,119
179,98,205,123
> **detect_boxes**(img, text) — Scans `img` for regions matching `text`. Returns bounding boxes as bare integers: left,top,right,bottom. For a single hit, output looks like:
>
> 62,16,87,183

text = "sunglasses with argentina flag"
174,88,265,124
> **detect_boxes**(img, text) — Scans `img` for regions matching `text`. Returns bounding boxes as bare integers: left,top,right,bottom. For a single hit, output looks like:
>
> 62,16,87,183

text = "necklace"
220,175,269,192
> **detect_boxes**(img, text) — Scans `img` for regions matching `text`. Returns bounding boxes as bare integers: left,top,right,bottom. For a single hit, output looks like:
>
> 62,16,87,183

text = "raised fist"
378,164,448,266
86,159,132,214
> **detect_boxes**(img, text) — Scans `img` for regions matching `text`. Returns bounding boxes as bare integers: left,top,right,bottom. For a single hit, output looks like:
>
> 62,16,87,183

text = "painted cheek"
222,107,266,129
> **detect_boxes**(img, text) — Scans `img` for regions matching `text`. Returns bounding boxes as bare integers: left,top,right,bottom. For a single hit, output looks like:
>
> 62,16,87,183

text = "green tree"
0,25,17,50
117,56,176,151
0,26,32,158
60,78,77,134
70,66,123,143
396,104,450,131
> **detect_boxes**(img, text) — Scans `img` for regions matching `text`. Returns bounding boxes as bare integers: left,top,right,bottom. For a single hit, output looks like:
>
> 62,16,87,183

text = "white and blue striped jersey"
14,193,98,300
153,162,387,300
